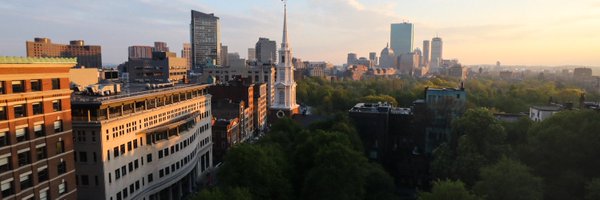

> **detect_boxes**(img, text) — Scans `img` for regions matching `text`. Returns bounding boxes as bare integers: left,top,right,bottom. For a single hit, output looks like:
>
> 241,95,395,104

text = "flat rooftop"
0,56,77,64
349,102,411,115
72,83,209,104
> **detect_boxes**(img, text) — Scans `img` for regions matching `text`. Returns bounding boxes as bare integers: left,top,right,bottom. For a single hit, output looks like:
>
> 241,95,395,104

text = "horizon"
1,0,599,66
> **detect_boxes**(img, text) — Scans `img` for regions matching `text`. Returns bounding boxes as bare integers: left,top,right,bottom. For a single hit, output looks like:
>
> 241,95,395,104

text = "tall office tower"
347,53,358,66
430,37,443,69
182,43,192,68
71,83,213,200
270,1,299,119
422,40,430,66
26,37,102,68
220,45,228,67
247,48,256,61
390,22,414,55
191,10,221,72
0,56,78,200
255,38,277,64
128,46,153,60
369,52,377,66
153,42,170,52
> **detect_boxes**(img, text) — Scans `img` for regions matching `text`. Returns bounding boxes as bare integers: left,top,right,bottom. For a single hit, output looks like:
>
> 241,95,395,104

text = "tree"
218,144,292,200
194,187,253,200
364,164,399,200
473,157,543,200
418,179,480,200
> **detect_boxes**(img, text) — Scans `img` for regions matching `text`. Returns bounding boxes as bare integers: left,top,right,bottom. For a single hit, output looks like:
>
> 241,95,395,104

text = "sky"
0,0,599,66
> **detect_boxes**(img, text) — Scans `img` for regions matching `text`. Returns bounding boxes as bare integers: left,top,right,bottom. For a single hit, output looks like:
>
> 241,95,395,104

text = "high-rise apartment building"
247,48,256,62
422,40,430,67
71,83,213,200
26,38,102,68
182,43,192,68
430,37,443,69
255,38,277,65
390,23,414,55
0,56,78,200
153,42,169,52
128,46,153,60
191,10,221,72
121,52,189,83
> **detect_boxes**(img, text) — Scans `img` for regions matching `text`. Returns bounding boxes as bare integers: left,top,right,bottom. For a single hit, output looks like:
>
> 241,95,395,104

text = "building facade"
120,52,189,83
26,38,102,68
422,40,430,67
128,46,153,60
181,43,192,68
390,22,414,55
430,37,443,70
255,38,277,65
247,48,256,62
191,10,221,72
0,56,78,200
71,83,213,200
200,65,276,108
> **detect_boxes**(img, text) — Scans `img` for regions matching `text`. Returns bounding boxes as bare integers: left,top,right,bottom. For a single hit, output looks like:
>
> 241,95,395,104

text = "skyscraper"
431,37,443,69
255,38,277,64
26,37,102,68
270,1,299,119
0,56,78,200
191,10,221,72
422,40,430,67
248,48,256,61
347,53,357,66
369,52,377,66
182,43,191,67
390,22,414,54
220,45,228,67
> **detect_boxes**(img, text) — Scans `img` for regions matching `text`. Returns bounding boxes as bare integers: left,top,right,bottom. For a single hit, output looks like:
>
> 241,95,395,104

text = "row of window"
0,162,67,198
108,138,142,161
0,140,65,174
0,120,63,148
0,100,62,121
0,79,61,95
75,130,97,143
158,150,198,179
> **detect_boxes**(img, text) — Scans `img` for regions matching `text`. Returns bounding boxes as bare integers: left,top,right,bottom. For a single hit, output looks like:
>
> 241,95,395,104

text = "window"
57,160,67,174
19,172,33,189
120,144,125,155
1,179,14,197
0,155,11,173
16,128,28,142
17,150,31,166
0,81,4,94
56,141,65,154
14,104,26,118
32,103,43,115
58,180,66,194
147,174,153,183
39,189,49,200
0,106,6,120
0,131,9,147
113,147,119,157
115,169,120,179
34,124,45,137
11,80,24,93
128,162,133,172
31,79,41,91
127,141,132,151
54,120,63,133
52,100,61,112
81,175,89,186
36,145,47,160
52,79,60,90
158,150,163,159
79,152,87,162
38,166,49,182
121,166,126,176
147,154,152,163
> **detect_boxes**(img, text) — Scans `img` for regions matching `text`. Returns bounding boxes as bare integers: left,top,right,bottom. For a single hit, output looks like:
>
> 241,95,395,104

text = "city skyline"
1,0,599,66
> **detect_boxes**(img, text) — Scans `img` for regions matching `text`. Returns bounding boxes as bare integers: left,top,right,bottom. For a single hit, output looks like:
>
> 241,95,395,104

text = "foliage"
585,178,600,200
473,157,543,200
193,187,253,200
418,179,480,200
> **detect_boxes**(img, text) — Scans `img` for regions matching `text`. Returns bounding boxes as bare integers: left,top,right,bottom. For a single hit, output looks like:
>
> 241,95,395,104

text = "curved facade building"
71,84,213,200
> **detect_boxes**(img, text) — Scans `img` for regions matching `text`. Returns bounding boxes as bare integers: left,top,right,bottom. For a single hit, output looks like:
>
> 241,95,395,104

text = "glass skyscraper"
390,22,414,55
191,10,220,73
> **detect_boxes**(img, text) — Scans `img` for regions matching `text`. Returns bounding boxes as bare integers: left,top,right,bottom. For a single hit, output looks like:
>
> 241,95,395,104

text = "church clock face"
276,110,286,118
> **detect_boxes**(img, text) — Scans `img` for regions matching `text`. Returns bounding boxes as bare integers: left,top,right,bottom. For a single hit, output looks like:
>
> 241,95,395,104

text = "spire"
282,0,289,49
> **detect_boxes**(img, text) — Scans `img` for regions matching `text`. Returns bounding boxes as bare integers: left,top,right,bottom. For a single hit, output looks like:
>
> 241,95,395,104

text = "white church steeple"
271,0,299,117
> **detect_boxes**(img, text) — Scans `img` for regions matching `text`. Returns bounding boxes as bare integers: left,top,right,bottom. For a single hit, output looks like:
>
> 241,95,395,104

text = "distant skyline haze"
0,0,599,66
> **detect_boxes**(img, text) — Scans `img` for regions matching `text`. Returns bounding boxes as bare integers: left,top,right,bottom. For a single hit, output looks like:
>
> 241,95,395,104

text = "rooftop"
531,105,562,111
72,83,208,104
0,56,77,64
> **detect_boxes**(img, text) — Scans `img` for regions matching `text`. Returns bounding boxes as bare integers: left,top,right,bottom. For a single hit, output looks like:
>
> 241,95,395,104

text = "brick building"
26,38,102,68
0,56,78,200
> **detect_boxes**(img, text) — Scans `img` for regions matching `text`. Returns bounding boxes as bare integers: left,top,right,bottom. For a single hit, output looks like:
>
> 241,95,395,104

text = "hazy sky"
1,0,599,66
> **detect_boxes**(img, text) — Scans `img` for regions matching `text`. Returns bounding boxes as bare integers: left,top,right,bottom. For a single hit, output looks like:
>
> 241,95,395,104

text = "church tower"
270,0,300,120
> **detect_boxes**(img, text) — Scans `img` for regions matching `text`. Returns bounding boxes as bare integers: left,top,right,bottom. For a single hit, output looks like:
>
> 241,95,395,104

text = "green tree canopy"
418,179,480,200
473,157,543,200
